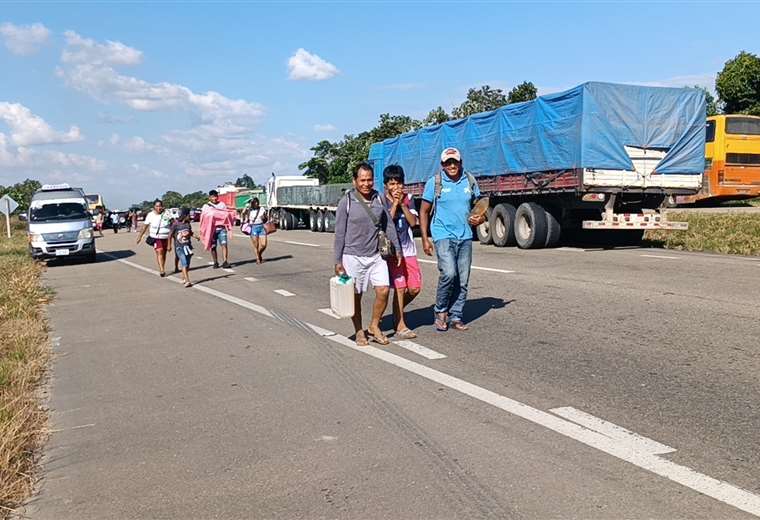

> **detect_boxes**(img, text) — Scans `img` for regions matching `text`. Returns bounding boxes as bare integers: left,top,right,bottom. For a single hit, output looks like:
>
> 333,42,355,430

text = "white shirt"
144,210,172,239
247,207,265,225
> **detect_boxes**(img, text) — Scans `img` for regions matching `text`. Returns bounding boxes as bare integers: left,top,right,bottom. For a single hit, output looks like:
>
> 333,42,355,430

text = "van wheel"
543,206,562,248
515,202,548,249
317,210,326,232
491,203,517,247
309,210,319,232
87,250,97,263
476,207,493,245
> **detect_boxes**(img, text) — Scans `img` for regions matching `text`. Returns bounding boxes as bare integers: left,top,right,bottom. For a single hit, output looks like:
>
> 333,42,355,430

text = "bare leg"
367,286,389,339
351,293,365,344
222,244,229,264
181,266,190,284
392,288,404,330
211,248,219,265
258,236,268,262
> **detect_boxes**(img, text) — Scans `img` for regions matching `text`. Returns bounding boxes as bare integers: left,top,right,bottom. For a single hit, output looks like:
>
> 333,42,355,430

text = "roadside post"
0,194,19,238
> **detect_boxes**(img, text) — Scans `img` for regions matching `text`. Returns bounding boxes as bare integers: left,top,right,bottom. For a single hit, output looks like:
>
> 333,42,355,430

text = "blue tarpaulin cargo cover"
368,82,706,186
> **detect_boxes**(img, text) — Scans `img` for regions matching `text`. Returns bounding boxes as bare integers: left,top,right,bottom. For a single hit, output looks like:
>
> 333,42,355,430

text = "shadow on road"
191,274,234,285
382,296,513,331
46,249,136,267
230,255,293,267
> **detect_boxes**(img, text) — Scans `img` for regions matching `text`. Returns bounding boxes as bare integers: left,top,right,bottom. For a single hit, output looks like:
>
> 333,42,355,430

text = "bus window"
726,117,760,135
705,120,716,142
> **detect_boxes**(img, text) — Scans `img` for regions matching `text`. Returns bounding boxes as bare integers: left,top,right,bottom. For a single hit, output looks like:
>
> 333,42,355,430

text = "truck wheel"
288,211,298,230
309,210,318,232
324,211,336,233
491,203,517,247
476,207,494,245
515,202,548,249
543,206,562,248
317,210,326,232
280,210,290,230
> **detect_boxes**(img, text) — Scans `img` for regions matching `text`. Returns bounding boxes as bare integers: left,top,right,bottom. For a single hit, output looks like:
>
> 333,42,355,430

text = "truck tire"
324,211,336,233
309,210,319,232
543,206,562,248
317,210,326,232
491,203,517,247
476,207,494,245
288,211,298,230
515,202,548,249
280,210,290,230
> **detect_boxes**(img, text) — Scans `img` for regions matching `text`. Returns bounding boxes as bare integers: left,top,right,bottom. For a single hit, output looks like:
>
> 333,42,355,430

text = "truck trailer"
266,175,351,232
368,82,706,248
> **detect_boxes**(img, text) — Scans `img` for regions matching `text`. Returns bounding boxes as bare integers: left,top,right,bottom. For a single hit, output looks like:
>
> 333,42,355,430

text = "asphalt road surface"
24,227,760,519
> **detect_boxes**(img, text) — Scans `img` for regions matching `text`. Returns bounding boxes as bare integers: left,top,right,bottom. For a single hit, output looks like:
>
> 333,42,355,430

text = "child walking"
168,209,195,288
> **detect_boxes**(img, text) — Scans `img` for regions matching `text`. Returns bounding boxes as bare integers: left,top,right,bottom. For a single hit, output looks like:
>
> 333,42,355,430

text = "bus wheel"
515,202,548,249
476,207,493,245
491,203,517,247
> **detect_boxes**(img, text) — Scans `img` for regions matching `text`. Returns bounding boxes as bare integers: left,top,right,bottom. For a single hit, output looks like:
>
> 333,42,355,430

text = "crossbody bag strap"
352,190,381,229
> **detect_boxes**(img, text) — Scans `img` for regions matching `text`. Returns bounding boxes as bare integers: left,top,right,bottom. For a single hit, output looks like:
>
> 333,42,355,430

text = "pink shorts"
153,238,168,251
388,255,422,290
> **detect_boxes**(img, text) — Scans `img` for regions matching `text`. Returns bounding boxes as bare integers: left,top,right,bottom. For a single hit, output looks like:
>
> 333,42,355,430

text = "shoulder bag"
352,190,395,259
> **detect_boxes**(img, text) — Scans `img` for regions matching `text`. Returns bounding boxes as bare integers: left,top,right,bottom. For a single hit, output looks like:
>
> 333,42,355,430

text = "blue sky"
1,1,759,208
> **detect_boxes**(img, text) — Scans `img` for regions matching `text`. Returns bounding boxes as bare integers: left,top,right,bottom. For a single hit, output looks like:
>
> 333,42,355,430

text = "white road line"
279,239,320,248
244,276,259,282
393,339,447,360
222,268,235,273
319,331,760,517
196,256,203,260
318,308,342,319
418,258,515,274
273,289,295,297
550,407,675,455
556,247,586,252
103,249,760,517
640,254,679,260
208,261,215,266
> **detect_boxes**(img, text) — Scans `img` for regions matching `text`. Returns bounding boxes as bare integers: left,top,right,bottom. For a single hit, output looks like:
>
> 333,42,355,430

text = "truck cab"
27,184,96,262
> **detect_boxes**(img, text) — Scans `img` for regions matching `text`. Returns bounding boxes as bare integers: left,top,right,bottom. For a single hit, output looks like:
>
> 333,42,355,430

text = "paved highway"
26,229,760,519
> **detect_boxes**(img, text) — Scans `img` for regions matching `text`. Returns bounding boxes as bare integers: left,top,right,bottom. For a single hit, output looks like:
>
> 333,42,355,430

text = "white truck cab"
27,184,96,262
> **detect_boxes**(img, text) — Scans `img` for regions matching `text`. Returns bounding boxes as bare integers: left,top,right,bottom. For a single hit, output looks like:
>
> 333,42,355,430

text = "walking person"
136,199,173,277
94,207,105,237
110,211,120,233
241,197,268,264
167,208,195,287
202,190,231,269
419,147,485,331
131,209,139,232
334,162,401,346
383,165,422,339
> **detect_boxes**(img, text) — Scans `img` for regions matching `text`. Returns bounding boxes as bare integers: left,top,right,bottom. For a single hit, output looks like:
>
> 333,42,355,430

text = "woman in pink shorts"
383,165,422,339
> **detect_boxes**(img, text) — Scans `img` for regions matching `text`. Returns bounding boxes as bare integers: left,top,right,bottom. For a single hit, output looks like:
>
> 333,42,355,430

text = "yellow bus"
84,193,104,212
678,115,760,204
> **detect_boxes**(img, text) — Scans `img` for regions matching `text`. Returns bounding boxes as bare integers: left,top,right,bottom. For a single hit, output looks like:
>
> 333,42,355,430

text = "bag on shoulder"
241,222,252,235
263,221,277,234
351,190,395,259
145,236,155,246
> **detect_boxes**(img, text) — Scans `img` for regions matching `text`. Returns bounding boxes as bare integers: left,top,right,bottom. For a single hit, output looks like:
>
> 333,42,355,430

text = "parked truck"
266,175,351,232
368,82,706,248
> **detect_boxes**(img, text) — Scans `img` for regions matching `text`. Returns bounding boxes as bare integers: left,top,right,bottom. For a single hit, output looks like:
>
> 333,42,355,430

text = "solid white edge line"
273,289,295,297
317,308,342,319
320,331,760,517
222,268,235,273
418,257,515,274
640,254,679,260
393,339,447,360
244,277,258,282
281,240,320,248
550,406,675,455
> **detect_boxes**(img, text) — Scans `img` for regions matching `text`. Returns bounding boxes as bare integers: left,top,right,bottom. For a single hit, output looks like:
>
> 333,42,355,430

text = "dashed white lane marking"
321,332,760,517
244,276,258,282
393,339,447,360
418,258,515,274
550,407,675,455
196,256,203,260
208,261,215,266
318,308,342,319
280,239,320,248
222,268,235,273
273,289,295,297
555,247,586,252
103,249,760,517
640,254,679,260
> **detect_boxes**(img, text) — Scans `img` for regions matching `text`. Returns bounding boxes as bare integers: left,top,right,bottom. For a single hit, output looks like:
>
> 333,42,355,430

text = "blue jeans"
434,239,472,323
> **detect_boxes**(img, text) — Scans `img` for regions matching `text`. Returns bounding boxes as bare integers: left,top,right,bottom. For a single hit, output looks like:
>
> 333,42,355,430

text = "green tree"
507,81,538,104
0,179,42,209
716,51,760,115
452,85,508,118
691,85,719,116
234,173,258,189
161,190,184,208
423,106,451,126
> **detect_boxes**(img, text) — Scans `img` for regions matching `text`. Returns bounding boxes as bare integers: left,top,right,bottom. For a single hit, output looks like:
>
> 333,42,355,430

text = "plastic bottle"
330,275,355,318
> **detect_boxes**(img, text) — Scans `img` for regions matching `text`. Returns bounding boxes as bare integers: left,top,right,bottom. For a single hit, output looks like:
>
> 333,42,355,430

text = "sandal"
395,328,418,340
184,282,193,288
159,272,166,278
450,321,470,331
367,329,390,345
434,312,448,332
355,331,369,347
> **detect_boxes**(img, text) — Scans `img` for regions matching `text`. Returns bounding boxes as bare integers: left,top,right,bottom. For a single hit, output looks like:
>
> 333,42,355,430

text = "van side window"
705,120,716,143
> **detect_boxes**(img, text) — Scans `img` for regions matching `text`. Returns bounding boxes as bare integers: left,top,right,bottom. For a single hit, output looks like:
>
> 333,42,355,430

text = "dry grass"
0,219,50,517
645,212,760,256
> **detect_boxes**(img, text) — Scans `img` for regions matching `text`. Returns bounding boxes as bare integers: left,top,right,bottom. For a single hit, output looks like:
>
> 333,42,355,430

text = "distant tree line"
0,179,41,210
299,81,539,184
132,174,263,211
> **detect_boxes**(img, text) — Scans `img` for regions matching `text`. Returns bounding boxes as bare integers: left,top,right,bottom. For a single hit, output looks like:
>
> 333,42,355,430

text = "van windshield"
30,202,89,222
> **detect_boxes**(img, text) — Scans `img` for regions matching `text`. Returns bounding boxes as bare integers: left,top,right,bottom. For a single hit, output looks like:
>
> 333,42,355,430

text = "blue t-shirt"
422,172,480,242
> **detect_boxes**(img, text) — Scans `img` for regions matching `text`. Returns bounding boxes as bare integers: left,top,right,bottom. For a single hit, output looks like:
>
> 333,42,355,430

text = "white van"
27,184,96,262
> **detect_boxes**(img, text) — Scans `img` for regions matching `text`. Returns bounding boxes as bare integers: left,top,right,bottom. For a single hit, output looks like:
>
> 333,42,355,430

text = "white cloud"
636,73,716,93
288,48,339,81
62,30,142,66
313,123,336,132
0,133,104,172
0,102,83,146
0,22,50,55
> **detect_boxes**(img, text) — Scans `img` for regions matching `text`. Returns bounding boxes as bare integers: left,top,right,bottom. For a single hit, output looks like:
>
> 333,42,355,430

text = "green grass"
645,212,760,256
0,218,50,517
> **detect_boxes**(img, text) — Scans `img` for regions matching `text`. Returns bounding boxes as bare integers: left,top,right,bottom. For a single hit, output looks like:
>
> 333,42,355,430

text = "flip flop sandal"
368,333,390,345
395,329,418,340
355,332,369,347
450,321,470,331
434,315,449,332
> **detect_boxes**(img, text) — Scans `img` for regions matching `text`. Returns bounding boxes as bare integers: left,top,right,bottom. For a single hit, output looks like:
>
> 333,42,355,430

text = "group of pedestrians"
334,147,485,346
135,190,271,286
